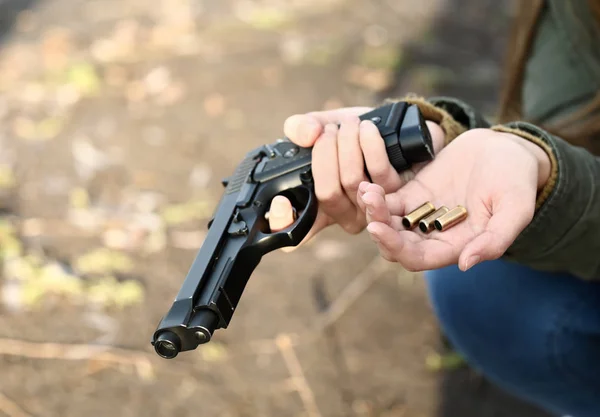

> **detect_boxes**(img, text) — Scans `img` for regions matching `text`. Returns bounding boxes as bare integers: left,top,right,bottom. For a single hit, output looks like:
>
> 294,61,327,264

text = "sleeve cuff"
383,95,488,146
491,121,600,279
490,123,559,211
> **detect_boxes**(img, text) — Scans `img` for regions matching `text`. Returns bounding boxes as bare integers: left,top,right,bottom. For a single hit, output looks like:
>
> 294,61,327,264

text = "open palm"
360,129,544,272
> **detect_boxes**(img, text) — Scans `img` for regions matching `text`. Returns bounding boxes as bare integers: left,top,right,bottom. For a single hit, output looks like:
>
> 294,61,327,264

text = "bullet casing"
402,202,435,229
434,206,468,231
419,206,450,233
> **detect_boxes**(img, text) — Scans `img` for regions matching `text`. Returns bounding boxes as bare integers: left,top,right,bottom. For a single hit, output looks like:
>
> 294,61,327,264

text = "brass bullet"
419,206,450,233
434,205,468,231
402,202,435,229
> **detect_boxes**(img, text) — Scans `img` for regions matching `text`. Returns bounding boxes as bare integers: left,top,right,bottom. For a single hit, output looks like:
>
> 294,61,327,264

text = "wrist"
504,133,552,191
425,121,445,155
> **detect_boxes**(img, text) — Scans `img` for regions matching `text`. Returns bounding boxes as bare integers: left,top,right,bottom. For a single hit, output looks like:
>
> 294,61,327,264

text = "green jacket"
407,0,600,280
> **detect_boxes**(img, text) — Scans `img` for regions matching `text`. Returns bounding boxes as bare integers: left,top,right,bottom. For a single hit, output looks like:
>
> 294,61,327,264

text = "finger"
312,124,360,233
356,181,369,213
268,195,296,232
283,107,373,147
269,199,334,253
359,120,403,192
361,192,406,230
284,210,332,252
459,194,535,271
357,182,405,230
356,181,383,212
366,230,396,262
361,191,391,225
338,115,368,205
366,222,459,271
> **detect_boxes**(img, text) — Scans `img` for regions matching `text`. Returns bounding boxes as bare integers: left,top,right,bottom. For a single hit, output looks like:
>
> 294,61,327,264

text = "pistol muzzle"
154,331,182,359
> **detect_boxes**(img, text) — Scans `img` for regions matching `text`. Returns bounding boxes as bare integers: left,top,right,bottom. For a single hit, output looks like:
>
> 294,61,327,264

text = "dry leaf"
21,218,44,237
68,62,101,96
425,351,465,372
56,84,81,108
200,342,228,362
188,163,212,189
68,208,103,232
156,80,185,106
141,126,166,147
102,228,129,249
144,67,171,96
160,200,214,225
279,34,306,65
0,165,16,189
144,228,167,254
322,98,344,111
170,230,206,249
261,65,283,87
104,65,128,87
356,45,403,70
69,187,90,209
223,109,246,130
41,27,72,71
313,239,348,261
363,25,389,47
245,9,290,30
345,66,394,92
1,280,23,312
126,80,146,103
21,83,46,105
86,275,144,308
12,117,36,140
90,38,118,63
203,93,226,117
74,248,134,275
135,358,155,381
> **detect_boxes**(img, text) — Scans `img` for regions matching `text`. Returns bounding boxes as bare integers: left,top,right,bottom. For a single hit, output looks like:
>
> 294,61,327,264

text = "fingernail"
464,255,480,271
360,119,373,128
366,223,378,234
358,182,369,194
324,123,338,133
361,192,375,205
270,197,287,215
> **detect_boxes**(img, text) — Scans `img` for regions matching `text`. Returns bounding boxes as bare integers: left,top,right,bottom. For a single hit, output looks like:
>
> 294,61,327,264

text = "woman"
268,1,600,416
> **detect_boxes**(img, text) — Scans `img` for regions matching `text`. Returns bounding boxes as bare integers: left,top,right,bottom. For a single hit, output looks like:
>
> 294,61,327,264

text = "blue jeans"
424,259,600,417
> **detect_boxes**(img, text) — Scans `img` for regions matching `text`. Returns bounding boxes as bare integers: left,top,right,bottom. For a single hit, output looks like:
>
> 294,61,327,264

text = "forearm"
497,122,600,280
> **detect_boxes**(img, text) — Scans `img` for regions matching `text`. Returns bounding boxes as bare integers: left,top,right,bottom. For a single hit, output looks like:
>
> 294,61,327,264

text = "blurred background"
0,0,553,416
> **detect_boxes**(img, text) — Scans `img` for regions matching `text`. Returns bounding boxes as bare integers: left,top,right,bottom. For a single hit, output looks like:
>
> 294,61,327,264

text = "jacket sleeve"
391,95,600,281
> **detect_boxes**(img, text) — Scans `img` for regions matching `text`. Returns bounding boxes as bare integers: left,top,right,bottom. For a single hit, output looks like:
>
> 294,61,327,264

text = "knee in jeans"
425,266,600,389
424,268,551,378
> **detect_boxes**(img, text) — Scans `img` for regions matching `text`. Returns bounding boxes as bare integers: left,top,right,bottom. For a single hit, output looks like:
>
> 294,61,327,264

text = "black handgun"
151,101,434,359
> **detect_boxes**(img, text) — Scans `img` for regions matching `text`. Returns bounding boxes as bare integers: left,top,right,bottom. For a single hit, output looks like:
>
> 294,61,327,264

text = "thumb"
459,195,534,271
283,107,373,147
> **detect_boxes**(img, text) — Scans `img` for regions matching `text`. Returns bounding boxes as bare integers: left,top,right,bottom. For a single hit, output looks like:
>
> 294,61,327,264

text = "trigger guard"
252,185,318,254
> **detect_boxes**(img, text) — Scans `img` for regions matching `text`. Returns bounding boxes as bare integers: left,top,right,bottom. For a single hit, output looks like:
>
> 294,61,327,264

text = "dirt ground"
0,0,554,416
